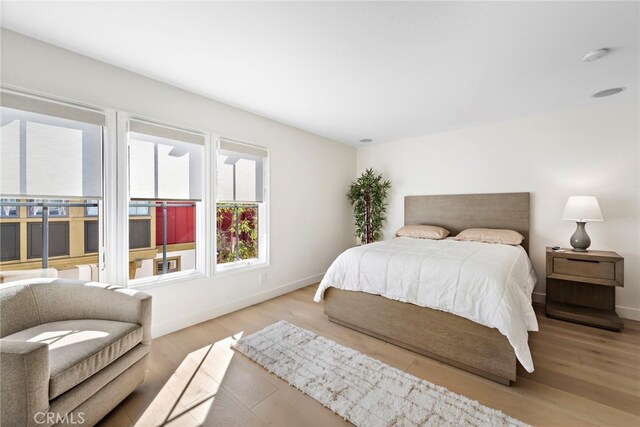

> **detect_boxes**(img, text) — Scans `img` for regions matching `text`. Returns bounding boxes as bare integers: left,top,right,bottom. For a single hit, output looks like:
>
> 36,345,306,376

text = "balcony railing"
0,200,196,277
129,202,196,275
0,200,98,270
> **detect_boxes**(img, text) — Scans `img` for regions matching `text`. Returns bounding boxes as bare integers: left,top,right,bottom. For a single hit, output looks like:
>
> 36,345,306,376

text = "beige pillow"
396,225,450,240
455,228,524,245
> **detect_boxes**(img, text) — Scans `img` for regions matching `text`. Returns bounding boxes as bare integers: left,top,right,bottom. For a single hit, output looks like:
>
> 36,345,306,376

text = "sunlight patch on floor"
135,332,243,426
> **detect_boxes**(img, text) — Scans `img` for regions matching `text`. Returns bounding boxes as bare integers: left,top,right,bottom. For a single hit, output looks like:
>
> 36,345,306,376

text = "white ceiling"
1,1,638,146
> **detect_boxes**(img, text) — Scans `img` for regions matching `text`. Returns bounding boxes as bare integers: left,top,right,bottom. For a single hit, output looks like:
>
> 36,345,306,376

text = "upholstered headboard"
404,192,530,253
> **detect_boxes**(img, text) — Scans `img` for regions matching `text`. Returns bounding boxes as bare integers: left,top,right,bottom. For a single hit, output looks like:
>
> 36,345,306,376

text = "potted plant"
347,169,391,245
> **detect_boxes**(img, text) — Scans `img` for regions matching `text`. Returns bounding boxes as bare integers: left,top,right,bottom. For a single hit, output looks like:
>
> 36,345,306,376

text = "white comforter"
314,237,539,372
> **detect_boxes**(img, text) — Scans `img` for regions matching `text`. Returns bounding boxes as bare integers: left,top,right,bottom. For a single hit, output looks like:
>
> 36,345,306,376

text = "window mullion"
101,110,119,284
113,111,130,285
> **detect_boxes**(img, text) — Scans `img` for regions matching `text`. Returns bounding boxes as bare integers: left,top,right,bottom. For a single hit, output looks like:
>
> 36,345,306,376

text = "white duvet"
314,237,539,372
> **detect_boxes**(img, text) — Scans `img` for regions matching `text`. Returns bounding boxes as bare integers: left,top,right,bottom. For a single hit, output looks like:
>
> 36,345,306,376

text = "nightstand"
545,247,624,331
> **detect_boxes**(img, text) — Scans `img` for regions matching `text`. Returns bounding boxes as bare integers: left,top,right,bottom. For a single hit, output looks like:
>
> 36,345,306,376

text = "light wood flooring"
98,284,640,427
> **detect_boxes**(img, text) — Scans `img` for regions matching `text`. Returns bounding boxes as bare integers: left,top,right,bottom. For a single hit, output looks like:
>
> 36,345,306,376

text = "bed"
314,192,537,385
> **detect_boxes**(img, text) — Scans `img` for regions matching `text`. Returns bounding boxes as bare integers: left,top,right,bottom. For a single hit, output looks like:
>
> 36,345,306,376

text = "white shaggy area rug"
233,321,528,427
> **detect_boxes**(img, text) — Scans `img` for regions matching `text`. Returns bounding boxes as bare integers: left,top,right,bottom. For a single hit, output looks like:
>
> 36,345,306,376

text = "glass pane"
0,198,18,217
0,222,20,261
0,199,100,284
127,121,202,282
129,201,150,216
27,221,69,259
27,199,68,217
129,218,151,249
216,203,258,264
128,201,197,281
0,102,104,284
85,199,99,217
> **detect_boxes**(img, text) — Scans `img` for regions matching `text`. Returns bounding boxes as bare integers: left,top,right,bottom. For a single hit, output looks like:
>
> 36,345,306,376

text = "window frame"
117,112,210,289
0,87,109,281
1,88,273,289
214,136,269,274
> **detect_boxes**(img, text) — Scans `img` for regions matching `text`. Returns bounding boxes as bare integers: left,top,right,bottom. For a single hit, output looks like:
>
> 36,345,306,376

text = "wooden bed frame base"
325,288,516,385
323,192,530,385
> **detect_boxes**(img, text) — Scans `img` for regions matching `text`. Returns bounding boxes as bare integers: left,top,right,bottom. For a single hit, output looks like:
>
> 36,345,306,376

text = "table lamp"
561,196,603,252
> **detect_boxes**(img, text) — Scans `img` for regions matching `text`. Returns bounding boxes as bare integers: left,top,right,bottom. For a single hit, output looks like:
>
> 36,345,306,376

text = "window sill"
128,270,205,291
215,260,269,276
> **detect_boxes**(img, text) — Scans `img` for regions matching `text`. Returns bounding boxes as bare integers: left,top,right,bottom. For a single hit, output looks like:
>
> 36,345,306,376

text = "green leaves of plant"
346,168,391,245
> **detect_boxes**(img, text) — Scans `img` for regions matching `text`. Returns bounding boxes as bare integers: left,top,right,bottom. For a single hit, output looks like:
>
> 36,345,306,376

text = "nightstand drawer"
553,257,614,280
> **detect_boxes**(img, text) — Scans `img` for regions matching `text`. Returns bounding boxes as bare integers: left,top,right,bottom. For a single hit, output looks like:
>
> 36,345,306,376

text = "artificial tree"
347,168,391,245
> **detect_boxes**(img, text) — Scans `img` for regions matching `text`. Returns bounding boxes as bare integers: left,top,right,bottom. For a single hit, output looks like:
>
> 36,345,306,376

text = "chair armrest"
23,279,153,345
0,339,50,427
109,285,153,345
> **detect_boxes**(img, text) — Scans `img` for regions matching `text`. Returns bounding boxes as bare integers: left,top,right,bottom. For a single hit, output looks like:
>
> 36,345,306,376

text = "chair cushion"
4,319,142,399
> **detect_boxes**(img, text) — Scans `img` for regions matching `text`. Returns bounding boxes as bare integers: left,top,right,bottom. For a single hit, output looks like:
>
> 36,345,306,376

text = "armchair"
0,279,152,426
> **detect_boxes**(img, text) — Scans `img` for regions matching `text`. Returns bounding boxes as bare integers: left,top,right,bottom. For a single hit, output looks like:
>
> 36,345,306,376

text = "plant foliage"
347,169,391,244
216,204,258,263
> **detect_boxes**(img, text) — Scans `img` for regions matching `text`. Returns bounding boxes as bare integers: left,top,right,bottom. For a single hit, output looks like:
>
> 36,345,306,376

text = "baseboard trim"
152,279,639,337
531,292,640,321
151,273,324,337
615,305,640,322
532,292,546,305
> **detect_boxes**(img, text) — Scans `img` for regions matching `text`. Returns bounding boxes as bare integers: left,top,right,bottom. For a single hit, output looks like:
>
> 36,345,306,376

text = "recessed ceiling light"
359,138,373,144
592,87,625,98
583,48,609,63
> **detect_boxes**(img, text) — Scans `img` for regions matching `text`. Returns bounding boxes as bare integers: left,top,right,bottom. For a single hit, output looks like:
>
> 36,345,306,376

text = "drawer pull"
566,258,599,263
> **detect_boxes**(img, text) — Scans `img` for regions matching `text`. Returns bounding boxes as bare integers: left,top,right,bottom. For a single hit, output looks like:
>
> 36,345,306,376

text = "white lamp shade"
561,196,604,222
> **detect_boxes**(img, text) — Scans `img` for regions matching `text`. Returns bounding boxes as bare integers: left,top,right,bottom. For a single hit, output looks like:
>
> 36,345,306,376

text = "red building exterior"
155,206,195,246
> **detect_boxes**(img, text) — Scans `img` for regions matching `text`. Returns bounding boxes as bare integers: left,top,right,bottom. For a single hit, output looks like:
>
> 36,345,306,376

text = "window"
0,222,20,261
0,92,104,283
2,90,274,287
126,119,204,282
89,199,142,218
28,199,68,217
216,139,268,268
27,221,69,259
0,198,18,217
85,199,98,217
128,201,150,216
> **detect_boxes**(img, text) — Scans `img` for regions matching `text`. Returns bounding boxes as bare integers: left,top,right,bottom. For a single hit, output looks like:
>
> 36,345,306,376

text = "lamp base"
570,221,591,252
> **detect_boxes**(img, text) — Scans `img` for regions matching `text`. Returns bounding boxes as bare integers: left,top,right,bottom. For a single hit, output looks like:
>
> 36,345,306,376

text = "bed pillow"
395,225,450,240
455,228,524,245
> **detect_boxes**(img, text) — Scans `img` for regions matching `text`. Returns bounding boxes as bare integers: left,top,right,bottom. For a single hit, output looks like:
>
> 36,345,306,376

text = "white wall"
358,98,640,320
3,27,638,330
1,29,356,336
